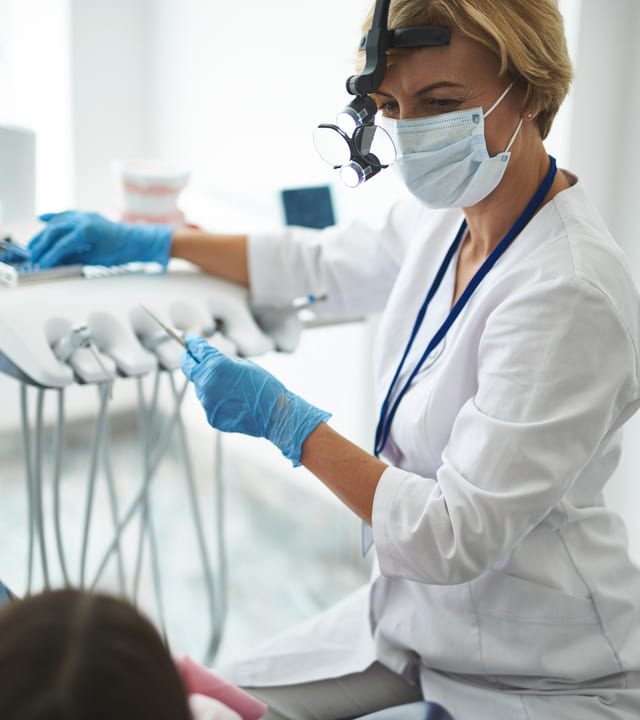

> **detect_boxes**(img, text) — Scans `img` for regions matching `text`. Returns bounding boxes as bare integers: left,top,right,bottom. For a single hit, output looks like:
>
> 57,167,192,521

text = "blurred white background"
0,0,639,663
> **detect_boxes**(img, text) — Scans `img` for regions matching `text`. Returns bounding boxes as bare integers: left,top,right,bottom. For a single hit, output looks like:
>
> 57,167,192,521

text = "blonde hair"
358,0,573,139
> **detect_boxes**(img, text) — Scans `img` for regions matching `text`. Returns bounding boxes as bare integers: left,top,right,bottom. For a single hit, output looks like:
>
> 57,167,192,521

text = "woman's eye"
428,98,461,108
373,95,463,118
377,101,399,114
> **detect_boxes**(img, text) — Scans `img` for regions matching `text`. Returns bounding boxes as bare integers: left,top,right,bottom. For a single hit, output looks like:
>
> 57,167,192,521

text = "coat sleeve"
247,197,424,320
372,276,640,585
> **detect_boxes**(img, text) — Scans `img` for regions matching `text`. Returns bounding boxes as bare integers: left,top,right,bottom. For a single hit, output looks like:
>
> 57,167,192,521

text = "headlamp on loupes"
314,0,451,187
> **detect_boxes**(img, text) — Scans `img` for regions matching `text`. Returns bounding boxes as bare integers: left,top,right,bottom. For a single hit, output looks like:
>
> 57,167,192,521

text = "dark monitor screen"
280,185,336,229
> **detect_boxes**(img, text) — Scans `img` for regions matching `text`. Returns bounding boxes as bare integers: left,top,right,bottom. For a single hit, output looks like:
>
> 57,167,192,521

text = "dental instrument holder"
0,263,287,663
0,268,277,388
0,237,85,288
51,322,116,386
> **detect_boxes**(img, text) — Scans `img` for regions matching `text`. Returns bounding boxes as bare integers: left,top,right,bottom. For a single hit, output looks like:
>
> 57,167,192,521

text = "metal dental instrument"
139,304,187,349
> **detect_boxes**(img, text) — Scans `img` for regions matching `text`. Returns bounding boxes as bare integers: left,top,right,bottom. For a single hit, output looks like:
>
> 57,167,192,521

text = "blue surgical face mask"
378,83,523,209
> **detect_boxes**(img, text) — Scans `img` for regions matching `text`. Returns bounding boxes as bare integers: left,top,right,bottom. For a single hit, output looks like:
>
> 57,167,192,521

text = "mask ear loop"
483,81,514,118
483,81,523,154
504,117,524,153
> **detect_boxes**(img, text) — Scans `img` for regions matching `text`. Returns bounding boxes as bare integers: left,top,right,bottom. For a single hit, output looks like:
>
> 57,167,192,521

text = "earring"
527,112,533,118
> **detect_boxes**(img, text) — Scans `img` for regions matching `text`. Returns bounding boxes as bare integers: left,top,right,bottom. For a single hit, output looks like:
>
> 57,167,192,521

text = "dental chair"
356,701,454,719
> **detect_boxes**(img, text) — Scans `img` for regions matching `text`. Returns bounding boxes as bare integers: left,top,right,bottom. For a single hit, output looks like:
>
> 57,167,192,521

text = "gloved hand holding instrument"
181,334,331,466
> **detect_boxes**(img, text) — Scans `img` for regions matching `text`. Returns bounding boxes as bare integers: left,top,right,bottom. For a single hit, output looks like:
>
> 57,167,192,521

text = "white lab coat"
236,175,640,718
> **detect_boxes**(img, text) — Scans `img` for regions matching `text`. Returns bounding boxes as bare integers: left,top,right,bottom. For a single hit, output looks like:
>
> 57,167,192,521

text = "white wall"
69,0,156,212
64,0,404,224
567,0,640,561
0,0,74,211
609,0,640,263
145,0,401,232
566,0,640,246
544,0,581,161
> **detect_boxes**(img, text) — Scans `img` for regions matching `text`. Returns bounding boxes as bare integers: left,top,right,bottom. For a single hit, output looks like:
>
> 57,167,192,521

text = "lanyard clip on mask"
314,0,451,187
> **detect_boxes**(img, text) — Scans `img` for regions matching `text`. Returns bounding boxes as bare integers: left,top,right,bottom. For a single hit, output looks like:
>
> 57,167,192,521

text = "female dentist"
29,0,640,718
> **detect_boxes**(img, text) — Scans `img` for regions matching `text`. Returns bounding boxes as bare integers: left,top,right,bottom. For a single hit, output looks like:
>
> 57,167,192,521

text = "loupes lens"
353,124,396,167
313,124,352,167
313,122,396,187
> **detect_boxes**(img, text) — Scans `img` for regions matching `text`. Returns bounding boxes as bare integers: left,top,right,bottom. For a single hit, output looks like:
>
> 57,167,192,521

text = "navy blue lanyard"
374,155,558,457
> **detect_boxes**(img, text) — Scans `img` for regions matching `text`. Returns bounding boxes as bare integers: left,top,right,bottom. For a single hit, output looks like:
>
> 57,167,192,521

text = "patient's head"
0,588,191,720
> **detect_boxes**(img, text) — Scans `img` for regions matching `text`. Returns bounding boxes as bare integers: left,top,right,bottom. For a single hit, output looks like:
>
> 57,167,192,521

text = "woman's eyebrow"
374,81,466,98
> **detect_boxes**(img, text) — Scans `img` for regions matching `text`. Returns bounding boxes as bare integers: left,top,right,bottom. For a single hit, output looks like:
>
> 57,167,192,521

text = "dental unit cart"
0,259,284,663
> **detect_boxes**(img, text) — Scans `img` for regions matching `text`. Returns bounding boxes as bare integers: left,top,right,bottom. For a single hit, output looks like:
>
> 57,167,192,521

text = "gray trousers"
242,661,423,720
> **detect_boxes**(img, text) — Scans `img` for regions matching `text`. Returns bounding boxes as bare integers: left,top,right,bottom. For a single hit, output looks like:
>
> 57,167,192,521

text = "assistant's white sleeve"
247,198,418,319
372,277,639,585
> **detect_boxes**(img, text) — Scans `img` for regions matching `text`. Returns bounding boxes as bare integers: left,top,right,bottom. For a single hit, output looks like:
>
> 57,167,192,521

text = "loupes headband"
314,0,451,187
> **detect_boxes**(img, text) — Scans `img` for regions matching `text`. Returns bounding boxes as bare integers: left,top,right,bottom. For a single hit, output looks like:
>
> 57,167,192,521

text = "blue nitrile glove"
28,211,173,268
181,334,331,466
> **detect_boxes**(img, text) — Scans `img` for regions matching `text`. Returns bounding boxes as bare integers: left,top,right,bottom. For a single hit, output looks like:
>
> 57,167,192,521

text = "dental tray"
0,236,85,287
0,260,85,287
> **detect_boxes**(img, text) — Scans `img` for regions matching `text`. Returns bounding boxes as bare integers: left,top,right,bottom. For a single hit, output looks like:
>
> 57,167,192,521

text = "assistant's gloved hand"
28,211,173,268
181,334,331,466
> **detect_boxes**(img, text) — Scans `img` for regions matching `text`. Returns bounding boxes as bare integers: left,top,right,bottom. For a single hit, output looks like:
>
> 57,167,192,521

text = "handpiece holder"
0,267,277,389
